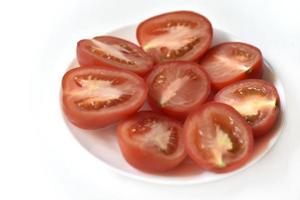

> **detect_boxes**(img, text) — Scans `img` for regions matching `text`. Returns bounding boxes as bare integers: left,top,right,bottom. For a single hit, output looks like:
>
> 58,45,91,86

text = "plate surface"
61,24,286,185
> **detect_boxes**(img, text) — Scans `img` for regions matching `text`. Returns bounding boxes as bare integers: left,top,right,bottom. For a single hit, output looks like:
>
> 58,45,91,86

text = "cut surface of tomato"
77,36,154,76
62,66,147,129
117,111,186,172
215,79,280,138
184,102,254,173
137,11,212,63
147,61,210,119
198,42,263,90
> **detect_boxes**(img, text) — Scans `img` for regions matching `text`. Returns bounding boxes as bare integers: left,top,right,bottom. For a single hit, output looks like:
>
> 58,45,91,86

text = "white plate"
60,24,286,185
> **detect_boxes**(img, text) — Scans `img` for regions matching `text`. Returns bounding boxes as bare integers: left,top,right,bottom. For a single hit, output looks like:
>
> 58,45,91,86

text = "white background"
1,0,300,199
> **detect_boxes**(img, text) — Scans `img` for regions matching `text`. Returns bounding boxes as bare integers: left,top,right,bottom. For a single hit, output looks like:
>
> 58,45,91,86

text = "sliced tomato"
198,42,263,90
77,36,154,76
184,102,254,173
62,66,147,129
117,111,186,172
137,11,213,63
214,79,280,138
147,61,210,119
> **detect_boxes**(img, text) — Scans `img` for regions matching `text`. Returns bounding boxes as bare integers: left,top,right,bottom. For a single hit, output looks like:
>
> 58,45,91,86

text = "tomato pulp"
62,66,147,129
137,11,213,63
117,111,186,172
147,61,210,119
215,79,280,137
184,102,254,173
198,42,263,90
77,36,154,76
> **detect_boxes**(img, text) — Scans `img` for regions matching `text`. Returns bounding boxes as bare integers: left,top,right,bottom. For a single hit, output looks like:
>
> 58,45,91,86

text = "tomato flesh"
147,61,210,119
77,36,154,76
215,79,280,137
117,111,186,172
62,66,147,129
184,102,253,173
137,11,213,63
198,42,263,90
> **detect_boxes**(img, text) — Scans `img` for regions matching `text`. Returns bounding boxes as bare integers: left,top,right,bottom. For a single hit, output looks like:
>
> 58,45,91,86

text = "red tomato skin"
184,102,254,173
214,79,280,138
117,111,186,172
204,88,218,103
198,42,263,90
147,61,211,120
136,11,213,63
62,66,148,129
77,36,154,76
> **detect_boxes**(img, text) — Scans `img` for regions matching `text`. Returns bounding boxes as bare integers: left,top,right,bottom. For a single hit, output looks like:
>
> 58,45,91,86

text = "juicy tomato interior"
199,42,263,90
68,74,133,110
129,116,179,155
147,61,210,119
117,111,186,172
77,36,153,76
184,102,253,173
62,66,147,129
215,79,280,137
137,11,212,63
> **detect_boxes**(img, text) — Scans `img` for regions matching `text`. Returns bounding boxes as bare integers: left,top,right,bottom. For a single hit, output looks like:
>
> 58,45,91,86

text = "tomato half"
137,11,213,63
184,102,254,173
147,61,210,119
117,111,186,172
214,79,280,138
77,36,154,76
198,42,263,90
62,66,147,129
